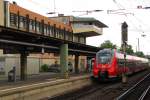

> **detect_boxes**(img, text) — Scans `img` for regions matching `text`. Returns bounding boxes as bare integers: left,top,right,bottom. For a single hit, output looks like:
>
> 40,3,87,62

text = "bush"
41,64,49,72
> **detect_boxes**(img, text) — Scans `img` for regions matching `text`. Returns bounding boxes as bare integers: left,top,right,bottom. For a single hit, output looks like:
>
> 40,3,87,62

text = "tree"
100,40,117,49
134,51,145,57
120,44,134,55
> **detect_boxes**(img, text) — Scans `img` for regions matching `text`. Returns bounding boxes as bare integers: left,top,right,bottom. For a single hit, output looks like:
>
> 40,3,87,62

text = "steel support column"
75,54,79,73
60,43,68,78
20,51,28,80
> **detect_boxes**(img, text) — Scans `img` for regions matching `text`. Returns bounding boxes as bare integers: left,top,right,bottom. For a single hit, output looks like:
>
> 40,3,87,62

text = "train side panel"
107,54,118,78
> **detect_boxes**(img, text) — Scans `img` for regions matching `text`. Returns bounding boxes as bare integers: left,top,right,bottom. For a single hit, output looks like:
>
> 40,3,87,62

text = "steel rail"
48,82,114,100
116,73,150,100
139,85,150,100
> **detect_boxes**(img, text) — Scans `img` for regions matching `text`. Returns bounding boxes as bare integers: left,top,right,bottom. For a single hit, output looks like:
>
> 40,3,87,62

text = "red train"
92,49,149,80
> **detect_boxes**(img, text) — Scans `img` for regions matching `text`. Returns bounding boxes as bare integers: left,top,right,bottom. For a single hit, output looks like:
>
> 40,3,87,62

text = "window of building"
73,35,78,42
59,29,64,39
39,22,43,33
47,25,51,36
68,32,73,41
29,19,35,31
54,53,59,57
19,16,27,29
10,13,18,27
36,21,40,33
44,24,47,35
49,26,54,37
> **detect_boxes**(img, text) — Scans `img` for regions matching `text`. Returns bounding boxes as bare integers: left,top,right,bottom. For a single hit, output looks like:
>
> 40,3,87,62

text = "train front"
92,49,115,80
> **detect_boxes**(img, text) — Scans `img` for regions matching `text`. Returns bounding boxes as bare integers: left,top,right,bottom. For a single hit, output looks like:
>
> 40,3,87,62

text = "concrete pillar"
20,52,28,80
4,1,10,27
60,44,68,78
75,54,79,74
0,0,4,26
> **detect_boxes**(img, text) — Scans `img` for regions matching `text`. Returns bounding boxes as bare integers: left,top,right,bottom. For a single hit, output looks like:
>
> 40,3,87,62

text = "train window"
97,50,112,64
117,59,124,67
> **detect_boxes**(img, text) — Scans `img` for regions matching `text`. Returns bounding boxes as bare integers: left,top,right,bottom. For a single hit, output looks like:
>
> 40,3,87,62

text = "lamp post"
136,34,146,52
137,38,140,51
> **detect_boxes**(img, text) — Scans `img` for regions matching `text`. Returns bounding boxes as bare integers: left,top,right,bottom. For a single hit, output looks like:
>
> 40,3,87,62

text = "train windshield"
96,49,113,64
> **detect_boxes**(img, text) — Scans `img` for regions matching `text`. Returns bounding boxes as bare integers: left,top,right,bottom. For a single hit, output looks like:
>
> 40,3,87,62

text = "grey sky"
8,0,150,54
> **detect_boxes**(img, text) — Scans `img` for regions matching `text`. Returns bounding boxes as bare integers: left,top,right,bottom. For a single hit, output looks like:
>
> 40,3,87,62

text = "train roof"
116,51,149,63
97,49,149,62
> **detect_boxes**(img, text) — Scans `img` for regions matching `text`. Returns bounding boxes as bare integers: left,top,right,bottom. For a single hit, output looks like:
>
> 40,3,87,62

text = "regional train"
92,49,149,80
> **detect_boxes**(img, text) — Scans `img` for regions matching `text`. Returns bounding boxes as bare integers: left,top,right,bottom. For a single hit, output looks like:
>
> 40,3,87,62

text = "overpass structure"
0,0,107,80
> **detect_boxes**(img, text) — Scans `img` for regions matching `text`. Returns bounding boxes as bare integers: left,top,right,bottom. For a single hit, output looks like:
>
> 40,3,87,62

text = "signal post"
121,22,128,83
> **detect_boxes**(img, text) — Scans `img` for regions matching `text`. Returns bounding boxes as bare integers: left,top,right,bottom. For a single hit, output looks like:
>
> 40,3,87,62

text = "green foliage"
120,44,134,55
100,40,117,49
100,40,145,57
134,51,145,57
41,64,49,72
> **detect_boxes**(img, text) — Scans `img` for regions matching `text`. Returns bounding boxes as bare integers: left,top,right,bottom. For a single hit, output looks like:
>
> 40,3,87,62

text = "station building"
0,0,107,80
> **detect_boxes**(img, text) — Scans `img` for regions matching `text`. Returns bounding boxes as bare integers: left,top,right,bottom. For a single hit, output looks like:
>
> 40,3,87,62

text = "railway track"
42,70,150,100
116,73,150,100
139,85,150,100
47,81,116,100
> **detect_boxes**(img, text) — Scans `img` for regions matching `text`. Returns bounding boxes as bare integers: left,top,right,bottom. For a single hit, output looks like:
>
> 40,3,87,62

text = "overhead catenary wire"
25,0,50,9
111,0,149,35
112,0,150,53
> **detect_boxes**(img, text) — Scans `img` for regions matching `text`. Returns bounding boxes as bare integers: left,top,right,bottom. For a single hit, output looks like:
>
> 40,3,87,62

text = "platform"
0,73,92,100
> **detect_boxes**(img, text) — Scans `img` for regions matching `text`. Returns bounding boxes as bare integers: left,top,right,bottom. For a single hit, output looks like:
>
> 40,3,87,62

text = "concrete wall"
0,55,20,80
39,54,87,73
0,0,4,26
40,58,55,66
5,55,20,77
27,57,40,75
0,50,3,54
0,53,87,80
0,55,40,80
